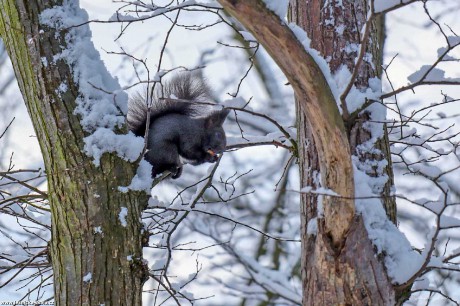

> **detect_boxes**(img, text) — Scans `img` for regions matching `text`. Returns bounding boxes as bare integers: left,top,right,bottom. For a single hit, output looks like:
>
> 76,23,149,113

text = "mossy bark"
0,0,148,305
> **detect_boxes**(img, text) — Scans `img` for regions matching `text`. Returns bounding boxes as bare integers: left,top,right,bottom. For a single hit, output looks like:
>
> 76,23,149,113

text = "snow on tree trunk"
0,0,148,305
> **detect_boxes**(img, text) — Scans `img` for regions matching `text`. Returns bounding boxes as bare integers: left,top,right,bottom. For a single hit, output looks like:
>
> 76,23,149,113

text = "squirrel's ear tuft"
204,108,230,128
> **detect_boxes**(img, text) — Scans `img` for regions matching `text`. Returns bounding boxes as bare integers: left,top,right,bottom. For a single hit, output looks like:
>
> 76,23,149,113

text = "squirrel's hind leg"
144,141,182,179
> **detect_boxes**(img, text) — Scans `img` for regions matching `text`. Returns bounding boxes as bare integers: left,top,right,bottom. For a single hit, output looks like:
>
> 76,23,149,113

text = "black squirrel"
127,72,230,179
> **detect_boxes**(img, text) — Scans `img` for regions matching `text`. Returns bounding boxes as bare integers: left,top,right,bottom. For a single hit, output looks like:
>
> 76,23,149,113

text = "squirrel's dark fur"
127,72,229,179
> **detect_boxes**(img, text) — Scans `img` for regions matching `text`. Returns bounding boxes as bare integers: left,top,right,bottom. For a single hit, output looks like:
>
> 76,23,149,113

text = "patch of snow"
300,186,339,196
147,195,167,209
109,1,221,22
57,82,68,94
262,0,289,20
408,65,460,83
307,218,318,236
118,159,153,193
226,130,293,148
354,164,424,284
119,207,128,227
336,24,346,35
239,31,256,42
84,130,143,166
83,272,92,283
288,24,340,107
40,2,144,167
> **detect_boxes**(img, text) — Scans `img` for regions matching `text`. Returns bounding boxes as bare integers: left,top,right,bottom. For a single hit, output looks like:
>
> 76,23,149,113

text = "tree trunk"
290,0,398,304
0,0,147,305
217,0,355,251
216,0,400,305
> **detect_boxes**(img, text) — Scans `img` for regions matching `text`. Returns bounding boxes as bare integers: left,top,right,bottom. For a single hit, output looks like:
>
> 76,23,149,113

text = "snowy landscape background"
1,0,460,305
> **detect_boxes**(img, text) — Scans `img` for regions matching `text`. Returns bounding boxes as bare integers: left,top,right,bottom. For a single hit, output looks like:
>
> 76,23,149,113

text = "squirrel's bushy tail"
127,71,212,136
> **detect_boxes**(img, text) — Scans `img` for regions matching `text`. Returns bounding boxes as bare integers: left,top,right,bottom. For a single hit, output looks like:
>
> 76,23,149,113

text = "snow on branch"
381,3,460,100
109,0,223,23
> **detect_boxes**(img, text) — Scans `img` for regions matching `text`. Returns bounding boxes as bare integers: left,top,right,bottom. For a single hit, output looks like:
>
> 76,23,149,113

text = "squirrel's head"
203,108,230,161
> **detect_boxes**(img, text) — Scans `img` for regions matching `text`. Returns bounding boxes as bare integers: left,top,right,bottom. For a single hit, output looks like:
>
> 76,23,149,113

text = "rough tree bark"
290,1,400,304
0,0,147,305
218,0,402,305
218,0,355,250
